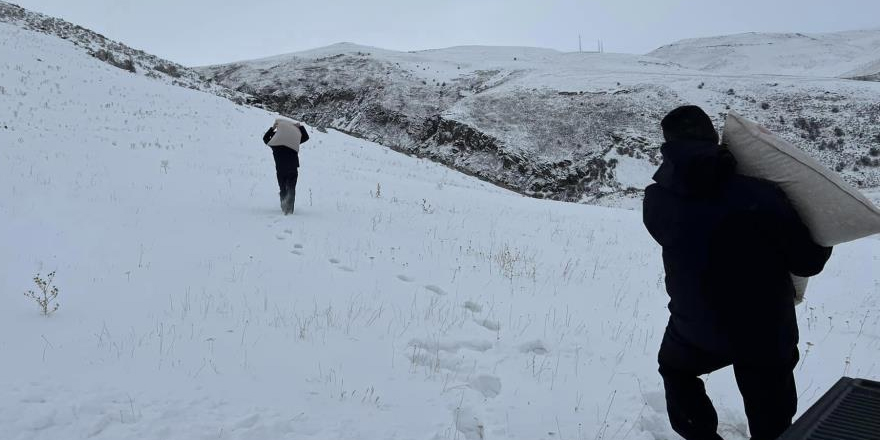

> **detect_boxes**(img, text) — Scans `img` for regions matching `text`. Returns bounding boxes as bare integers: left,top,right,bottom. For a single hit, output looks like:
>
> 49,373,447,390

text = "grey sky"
13,0,880,66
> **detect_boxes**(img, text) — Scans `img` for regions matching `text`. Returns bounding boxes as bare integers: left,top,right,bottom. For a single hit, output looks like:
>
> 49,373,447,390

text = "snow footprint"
326,258,354,272
290,250,303,256
408,339,492,354
463,301,482,313
276,229,294,240
424,285,447,295
397,274,415,282
468,374,502,398
232,413,260,431
408,351,465,372
453,407,485,440
474,318,500,332
88,415,113,437
519,340,549,355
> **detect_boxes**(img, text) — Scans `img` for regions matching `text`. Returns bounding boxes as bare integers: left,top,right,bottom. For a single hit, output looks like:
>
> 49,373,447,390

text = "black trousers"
277,170,298,214
658,325,798,440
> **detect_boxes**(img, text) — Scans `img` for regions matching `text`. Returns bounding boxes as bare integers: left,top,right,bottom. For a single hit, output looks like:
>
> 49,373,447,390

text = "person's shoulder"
727,174,780,193
726,174,789,206
643,182,665,199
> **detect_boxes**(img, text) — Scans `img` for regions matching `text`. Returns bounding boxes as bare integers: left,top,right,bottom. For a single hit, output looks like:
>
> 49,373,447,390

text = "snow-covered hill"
199,40,880,207
648,30,880,79
2,9,880,440
0,1,249,104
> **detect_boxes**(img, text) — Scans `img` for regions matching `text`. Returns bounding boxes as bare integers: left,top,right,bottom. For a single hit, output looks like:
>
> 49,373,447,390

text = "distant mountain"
199,41,880,206
648,30,880,80
4,0,877,206
0,1,248,104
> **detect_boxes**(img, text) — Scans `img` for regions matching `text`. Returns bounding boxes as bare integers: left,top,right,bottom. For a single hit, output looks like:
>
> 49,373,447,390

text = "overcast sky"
13,0,880,66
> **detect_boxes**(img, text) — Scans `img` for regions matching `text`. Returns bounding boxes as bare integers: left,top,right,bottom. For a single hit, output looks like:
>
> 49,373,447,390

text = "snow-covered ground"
2,18,880,440
648,29,880,79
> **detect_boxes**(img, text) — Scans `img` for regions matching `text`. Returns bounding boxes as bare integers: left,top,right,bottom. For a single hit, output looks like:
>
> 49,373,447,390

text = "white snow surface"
2,20,880,440
648,29,880,78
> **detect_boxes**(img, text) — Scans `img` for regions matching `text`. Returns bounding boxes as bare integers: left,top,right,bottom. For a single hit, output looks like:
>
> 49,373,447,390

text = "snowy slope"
3,14,880,440
0,1,250,104
200,39,880,207
648,30,880,79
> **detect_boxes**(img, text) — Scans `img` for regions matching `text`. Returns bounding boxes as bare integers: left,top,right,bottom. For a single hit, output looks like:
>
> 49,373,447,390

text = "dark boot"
280,191,295,215
278,171,298,215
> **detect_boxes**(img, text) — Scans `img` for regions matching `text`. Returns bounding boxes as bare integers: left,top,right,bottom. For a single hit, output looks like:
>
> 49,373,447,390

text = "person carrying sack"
642,106,832,440
263,118,309,215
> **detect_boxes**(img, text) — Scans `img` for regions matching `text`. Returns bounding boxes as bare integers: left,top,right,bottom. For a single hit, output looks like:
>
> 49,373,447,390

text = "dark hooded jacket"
643,140,832,362
263,125,309,174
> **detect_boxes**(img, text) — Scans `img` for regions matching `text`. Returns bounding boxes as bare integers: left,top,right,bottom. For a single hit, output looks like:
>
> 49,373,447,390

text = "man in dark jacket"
263,119,309,215
643,106,832,440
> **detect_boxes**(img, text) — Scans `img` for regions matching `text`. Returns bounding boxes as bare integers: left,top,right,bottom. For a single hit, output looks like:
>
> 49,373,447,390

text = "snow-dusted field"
2,20,879,440
648,29,880,79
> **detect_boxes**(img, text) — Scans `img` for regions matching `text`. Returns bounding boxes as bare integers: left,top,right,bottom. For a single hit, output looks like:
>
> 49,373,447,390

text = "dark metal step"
779,377,880,440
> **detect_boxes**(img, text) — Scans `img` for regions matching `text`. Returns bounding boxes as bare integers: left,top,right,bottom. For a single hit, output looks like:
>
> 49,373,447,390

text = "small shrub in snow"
371,182,381,198
121,58,136,73
760,102,770,110
831,106,840,113
858,156,880,167
697,82,704,89
726,88,735,96
92,49,135,73
794,117,822,141
869,147,880,157
818,140,837,151
23,271,60,316
834,127,845,137
154,63,181,78
421,198,434,214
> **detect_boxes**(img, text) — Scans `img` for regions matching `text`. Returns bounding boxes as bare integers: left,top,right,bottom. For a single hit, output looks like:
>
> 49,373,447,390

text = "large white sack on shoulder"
268,118,302,151
722,112,880,302
722,111,880,247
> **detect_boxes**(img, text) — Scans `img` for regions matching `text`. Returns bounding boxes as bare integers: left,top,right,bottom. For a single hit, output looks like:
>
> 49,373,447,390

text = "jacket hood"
652,139,737,196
